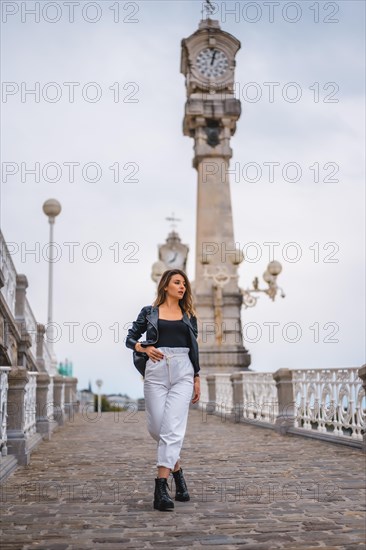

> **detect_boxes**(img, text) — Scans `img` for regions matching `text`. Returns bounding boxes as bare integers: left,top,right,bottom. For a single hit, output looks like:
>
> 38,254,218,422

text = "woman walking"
126,269,200,511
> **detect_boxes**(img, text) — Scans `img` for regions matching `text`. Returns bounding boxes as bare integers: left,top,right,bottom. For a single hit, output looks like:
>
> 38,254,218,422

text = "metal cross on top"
201,0,216,19
165,212,181,231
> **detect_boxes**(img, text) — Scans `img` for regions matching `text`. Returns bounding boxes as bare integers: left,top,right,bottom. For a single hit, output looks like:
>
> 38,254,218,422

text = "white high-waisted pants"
143,346,194,470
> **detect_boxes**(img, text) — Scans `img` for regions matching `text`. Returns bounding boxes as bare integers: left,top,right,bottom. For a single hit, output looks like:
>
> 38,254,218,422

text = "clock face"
196,48,229,78
166,250,183,268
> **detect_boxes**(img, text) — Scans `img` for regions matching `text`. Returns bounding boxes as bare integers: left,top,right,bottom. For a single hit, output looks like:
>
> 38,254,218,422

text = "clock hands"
196,48,228,77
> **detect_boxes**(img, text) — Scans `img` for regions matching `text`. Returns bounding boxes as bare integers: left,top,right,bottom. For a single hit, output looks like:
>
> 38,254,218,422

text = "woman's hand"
145,346,165,362
137,343,164,363
191,377,201,404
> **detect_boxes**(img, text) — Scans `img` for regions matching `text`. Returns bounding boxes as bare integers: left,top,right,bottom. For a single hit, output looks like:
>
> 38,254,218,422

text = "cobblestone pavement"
0,408,365,550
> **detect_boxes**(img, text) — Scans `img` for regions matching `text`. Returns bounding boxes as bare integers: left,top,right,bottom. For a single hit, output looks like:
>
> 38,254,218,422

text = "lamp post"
96,379,103,414
202,257,285,310
241,260,285,308
42,199,62,373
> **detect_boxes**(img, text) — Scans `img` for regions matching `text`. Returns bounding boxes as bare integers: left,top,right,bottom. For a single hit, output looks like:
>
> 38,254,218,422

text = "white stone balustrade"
199,374,209,406
53,375,66,426
24,372,38,438
24,299,38,360
0,230,79,480
47,375,54,421
43,339,55,374
64,376,79,420
198,365,366,451
0,367,11,456
0,232,17,316
241,372,278,423
213,373,233,415
293,367,365,443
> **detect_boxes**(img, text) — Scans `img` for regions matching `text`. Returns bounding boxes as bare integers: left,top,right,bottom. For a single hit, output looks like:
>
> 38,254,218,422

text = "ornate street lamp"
242,260,286,308
202,254,285,311
96,379,103,414
42,198,62,372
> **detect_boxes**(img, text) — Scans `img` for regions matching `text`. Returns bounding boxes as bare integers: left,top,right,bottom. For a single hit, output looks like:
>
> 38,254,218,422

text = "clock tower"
151,214,189,285
181,18,251,372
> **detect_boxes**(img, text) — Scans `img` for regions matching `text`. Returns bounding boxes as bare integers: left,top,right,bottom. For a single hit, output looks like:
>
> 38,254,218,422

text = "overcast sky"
1,0,365,399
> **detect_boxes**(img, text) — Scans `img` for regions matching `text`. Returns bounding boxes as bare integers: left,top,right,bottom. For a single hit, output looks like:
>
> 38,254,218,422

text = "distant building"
77,389,94,409
106,394,136,408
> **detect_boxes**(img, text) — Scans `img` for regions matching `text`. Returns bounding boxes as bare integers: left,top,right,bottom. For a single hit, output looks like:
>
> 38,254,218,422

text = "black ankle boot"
172,467,190,501
153,477,174,511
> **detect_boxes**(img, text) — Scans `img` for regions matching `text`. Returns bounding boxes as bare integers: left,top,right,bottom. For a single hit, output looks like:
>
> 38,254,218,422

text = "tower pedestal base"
199,347,251,373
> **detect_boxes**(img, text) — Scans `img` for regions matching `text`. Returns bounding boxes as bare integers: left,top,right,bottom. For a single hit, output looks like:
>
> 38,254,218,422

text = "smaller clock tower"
158,230,189,272
151,216,189,284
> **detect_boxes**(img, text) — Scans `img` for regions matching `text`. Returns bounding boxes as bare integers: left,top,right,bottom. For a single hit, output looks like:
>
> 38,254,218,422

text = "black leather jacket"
125,305,200,377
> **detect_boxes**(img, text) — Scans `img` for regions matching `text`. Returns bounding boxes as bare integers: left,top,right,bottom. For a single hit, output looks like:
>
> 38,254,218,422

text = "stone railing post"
64,377,73,419
273,368,295,435
6,366,30,465
36,372,55,440
53,375,65,426
0,367,11,456
64,377,79,420
230,372,244,423
70,377,80,414
36,323,46,372
206,374,216,415
15,274,28,320
14,274,32,369
357,364,366,452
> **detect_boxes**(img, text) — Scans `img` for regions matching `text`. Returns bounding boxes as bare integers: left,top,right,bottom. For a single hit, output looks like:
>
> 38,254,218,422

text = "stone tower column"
181,19,251,372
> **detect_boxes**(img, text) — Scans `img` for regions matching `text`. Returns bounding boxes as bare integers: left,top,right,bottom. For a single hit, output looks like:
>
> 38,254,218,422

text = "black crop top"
155,319,190,348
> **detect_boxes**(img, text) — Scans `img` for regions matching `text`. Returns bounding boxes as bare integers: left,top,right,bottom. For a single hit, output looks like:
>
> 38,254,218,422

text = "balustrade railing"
24,299,38,358
200,375,209,405
214,373,233,414
47,375,54,421
0,230,80,480
0,367,11,456
242,372,278,423
43,339,54,374
0,232,17,315
24,372,38,438
293,368,365,442
198,366,366,449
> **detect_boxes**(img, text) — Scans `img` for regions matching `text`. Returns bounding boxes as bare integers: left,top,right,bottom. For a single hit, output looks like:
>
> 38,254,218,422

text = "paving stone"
0,410,365,549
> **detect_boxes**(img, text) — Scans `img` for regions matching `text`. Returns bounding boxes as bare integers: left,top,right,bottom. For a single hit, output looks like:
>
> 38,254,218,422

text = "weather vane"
165,212,181,231
201,0,216,19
